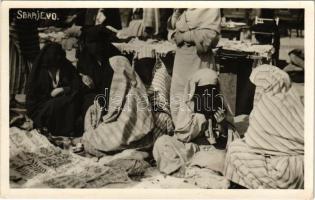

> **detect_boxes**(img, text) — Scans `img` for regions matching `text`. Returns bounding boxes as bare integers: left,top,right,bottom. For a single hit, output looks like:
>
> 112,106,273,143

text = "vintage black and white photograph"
4,3,310,192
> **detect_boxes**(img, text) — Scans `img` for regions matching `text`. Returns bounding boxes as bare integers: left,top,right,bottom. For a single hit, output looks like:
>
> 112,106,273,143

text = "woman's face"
42,46,63,70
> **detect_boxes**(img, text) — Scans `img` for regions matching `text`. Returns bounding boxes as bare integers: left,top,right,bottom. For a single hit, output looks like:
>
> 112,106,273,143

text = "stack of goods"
217,38,274,59
221,20,247,28
112,38,176,59
10,127,131,188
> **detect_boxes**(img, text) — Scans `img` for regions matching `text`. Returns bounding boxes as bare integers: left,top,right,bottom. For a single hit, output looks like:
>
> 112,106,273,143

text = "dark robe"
26,44,82,137
77,48,114,115
77,26,122,117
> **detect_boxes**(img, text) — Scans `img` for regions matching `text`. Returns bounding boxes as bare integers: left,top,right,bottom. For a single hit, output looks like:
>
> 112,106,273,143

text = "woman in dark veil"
77,25,121,117
26,42,82,137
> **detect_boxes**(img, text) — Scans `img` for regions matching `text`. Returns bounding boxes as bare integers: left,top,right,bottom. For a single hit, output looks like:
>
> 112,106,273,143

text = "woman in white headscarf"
167,8,221,122
224,65,304,189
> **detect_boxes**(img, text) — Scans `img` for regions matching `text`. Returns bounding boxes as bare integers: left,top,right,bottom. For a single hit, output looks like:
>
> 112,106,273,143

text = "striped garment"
147,59,174,141
142,8,160,35
9,26,31,96
82,56,155,154
224,65,304,189
10,19,40,96
250,64,291,107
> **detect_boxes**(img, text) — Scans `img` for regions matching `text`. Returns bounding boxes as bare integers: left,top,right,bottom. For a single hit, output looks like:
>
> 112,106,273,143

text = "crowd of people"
9,8,304,189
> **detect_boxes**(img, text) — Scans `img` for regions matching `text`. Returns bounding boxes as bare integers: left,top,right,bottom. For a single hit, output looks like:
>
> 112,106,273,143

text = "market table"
215,39,274,115
112,38,274,115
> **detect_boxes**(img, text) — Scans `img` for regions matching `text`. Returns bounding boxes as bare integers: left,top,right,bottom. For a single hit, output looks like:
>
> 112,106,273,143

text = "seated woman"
224,65,304,189
77,26,122,117
153,68,239,175
81,54,155,156
26,42,82,137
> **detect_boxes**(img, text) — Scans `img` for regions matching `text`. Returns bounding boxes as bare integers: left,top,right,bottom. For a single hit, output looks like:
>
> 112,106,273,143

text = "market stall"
111,37,274,115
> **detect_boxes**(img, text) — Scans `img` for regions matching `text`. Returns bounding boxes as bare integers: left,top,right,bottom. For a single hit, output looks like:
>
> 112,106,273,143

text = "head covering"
26,42,69,113
82,25,121,62
28,42,66,83
40,43,65,69
250,64,291,106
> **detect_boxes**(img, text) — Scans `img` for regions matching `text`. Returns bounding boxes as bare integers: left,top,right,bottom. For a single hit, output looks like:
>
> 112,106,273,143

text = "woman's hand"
80,73,95,89
214,107,226,123
50,87,65,97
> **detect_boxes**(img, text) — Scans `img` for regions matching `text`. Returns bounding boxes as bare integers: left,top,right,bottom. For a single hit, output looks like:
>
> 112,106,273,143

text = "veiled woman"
77,25,122,117
26,42,82,137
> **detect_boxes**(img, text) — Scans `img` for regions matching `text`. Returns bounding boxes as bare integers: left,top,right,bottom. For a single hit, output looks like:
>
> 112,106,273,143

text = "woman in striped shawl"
224,64,304,189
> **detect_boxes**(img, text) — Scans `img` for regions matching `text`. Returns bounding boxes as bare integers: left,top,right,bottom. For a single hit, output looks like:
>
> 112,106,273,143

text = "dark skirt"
30,94,81,137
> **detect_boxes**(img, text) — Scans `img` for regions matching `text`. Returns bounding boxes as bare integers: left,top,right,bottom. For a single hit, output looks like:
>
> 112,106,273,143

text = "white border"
0,1,314,199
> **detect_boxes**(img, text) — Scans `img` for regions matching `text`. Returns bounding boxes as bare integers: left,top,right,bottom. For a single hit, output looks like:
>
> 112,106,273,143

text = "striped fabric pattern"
82,56,154,154
9,37,29,95
224,65,304,189
224,139,304,189
250,64,291,107
245,90,304,156
148,59,174,140
143,8,160,35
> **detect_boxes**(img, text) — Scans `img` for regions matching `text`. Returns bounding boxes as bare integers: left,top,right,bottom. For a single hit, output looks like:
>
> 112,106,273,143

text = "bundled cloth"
224,65,304,189
82,56,155,155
